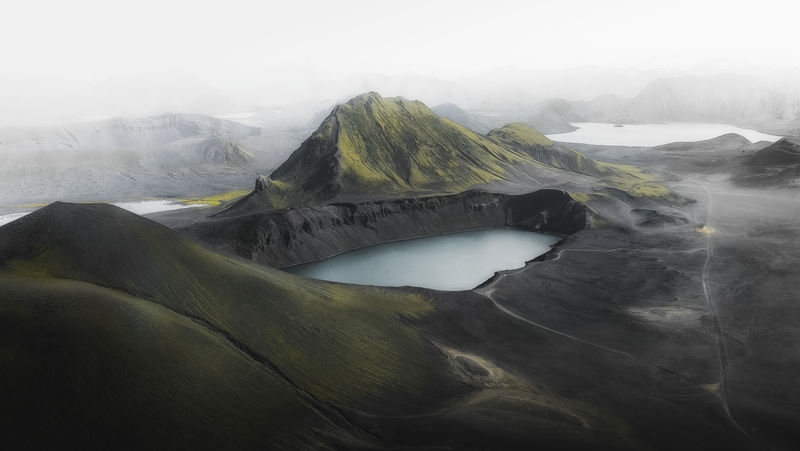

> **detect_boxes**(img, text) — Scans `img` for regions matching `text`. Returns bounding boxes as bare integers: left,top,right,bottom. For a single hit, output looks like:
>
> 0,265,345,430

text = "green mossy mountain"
226,92,678,214
255,92,531,206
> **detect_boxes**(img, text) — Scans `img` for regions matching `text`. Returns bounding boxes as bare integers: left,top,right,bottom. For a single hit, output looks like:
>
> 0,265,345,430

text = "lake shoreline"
547,122,782,146
286,229,560,291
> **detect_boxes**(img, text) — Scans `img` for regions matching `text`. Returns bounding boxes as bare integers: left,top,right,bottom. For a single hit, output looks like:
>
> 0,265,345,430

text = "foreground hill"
0,203,459,448
260,92,540,204
226,92,678,214
1,201,756,450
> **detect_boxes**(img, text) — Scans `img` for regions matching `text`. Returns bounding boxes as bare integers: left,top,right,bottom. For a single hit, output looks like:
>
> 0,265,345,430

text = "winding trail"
659,168,767,449
476,245,705,360
479,285,634,359
476,193,766,449
476,246,710,384
698,184,766,449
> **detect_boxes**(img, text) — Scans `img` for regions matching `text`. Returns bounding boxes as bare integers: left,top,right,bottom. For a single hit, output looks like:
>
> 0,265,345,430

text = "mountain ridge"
231,92,537,210
225,92,678,214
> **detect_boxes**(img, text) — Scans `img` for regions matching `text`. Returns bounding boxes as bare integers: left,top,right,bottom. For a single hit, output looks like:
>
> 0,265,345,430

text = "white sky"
4,0,799,80
0,0,798,123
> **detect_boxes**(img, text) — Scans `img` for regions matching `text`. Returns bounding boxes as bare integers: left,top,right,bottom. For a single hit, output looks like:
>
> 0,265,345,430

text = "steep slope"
0,201,767,450
0,203,461,448
184,189,593,268
0,202,646,449
0,275,330,449
487,123,596,174
0,203,462,416
263,92,528,203
226,92,678,213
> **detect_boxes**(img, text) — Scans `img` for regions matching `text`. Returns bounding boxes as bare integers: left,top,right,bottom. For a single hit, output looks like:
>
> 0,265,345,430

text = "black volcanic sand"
535,138,800,449
152,167,798,447
2,137,800,449
129,137,800,448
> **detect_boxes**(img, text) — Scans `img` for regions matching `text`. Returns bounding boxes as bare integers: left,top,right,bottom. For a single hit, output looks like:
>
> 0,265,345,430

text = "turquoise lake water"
286,229,560,291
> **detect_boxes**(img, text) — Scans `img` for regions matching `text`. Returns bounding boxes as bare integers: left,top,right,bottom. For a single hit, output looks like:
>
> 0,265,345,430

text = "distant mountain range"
0,202,483,449
0,114,304,205
0,113,259,152
13,73,796,207
430,75,799,140
571,74,800,135
432,100,579,135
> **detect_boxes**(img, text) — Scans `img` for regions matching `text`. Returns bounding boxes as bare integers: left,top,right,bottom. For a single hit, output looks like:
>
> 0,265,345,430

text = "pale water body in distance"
110,200,209,215
0,200,209,227
286,229,560,291
547,122,782,147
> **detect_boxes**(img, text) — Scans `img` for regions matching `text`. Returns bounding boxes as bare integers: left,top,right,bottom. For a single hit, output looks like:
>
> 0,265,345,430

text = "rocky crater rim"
190,188,598,268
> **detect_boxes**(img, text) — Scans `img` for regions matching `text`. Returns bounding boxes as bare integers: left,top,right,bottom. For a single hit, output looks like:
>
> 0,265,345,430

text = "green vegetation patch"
0,274,332,449
180,189,251,207
593,161,690,204
0,204,466,415
237,93,687,211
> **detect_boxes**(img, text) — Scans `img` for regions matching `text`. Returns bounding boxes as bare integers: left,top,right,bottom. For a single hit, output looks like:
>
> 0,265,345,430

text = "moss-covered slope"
488,123,685,204
0,203,462,416
226,92,679,214
0,202,645,449
255,92,529,207
0,275,331,449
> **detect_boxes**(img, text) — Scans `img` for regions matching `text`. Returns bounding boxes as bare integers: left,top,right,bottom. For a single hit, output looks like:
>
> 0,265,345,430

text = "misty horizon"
2,0,799,126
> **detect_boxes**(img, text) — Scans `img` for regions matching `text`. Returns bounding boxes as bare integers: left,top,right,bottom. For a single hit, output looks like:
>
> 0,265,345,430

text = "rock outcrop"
254,175,273,192
184,189,594,268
